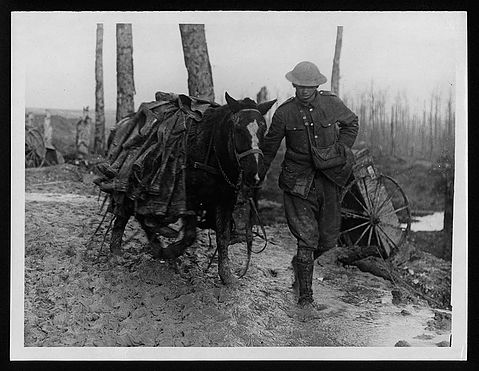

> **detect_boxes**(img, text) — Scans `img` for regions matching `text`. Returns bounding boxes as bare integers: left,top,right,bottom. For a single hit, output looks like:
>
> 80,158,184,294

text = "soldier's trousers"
284,171,341,258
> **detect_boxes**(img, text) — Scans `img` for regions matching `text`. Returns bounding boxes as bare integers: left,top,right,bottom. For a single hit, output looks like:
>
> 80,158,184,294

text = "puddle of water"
366,304,451,347
402,212,444,232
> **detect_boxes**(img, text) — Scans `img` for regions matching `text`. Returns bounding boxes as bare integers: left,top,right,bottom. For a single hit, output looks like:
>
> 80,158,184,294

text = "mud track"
24,165,451,347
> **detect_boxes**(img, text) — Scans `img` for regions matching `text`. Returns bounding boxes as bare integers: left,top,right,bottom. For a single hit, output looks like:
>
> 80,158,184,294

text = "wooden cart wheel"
340,174,411,257
25,127,46,168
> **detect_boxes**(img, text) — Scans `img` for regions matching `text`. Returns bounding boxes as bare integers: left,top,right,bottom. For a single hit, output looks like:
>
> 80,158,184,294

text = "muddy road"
24,165,451,347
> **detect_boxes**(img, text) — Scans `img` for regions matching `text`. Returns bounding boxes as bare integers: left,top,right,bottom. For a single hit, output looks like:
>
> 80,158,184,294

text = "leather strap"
295,103,316,161
237,148,263,160
193,161,219,175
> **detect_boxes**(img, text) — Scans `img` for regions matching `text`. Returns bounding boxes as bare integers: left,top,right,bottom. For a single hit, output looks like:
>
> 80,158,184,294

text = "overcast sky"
12,11,466,112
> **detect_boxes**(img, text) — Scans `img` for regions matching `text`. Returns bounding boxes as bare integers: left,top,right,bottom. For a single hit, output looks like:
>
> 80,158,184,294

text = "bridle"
231,108,264,165
194,107,264,190
197,106,270,265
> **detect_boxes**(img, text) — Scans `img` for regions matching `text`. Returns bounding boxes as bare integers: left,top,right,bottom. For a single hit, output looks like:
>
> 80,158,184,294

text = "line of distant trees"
247,82,455,165
99,23,456,165
342,83,455,162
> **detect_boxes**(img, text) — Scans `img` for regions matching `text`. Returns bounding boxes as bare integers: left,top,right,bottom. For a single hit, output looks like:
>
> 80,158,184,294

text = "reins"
196,106,269,274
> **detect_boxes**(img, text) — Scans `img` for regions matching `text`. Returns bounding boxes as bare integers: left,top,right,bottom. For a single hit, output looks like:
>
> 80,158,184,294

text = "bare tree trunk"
179,24,215,101
446,90,453,157
256,86,268,103
429,95,434,160
421,101,427,156
94,23,106,155
43,110,53,150
331,26,343,96
116,24,135,123
360,97,367,143
443,164,454,260
390,105,395,156
434,93,440,158
77,107,92,160
256,86,273,123
370,82,376,148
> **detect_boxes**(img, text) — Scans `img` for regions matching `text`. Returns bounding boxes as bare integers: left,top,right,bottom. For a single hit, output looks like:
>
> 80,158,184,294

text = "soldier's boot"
96,162,118,178
297,260,314,306
296,256,328,317
291,255,299,296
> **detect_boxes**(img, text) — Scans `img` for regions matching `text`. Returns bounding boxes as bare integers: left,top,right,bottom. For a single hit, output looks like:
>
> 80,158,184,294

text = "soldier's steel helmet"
285,61,327,87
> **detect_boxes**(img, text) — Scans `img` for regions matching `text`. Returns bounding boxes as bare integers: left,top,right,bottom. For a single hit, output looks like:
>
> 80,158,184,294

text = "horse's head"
225,92,276,187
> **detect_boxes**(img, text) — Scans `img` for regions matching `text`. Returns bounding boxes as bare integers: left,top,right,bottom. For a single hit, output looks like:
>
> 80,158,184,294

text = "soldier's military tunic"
260,90,358,255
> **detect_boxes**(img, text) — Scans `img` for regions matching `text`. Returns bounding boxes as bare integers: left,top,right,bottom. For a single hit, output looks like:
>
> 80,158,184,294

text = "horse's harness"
192,108,264,190
192,107,269,266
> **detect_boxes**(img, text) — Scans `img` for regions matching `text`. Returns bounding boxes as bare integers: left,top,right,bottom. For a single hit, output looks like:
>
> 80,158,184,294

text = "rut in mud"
23,164,451,347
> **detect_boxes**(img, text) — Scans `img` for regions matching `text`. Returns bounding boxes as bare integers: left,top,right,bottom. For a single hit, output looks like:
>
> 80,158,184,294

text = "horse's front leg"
110,214,130,256
215,205,237,285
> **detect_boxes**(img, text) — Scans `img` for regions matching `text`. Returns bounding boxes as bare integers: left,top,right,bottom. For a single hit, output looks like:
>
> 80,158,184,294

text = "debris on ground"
23,164,452,347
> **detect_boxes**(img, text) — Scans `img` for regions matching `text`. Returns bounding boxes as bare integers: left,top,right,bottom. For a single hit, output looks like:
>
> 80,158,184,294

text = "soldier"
260,61,359,309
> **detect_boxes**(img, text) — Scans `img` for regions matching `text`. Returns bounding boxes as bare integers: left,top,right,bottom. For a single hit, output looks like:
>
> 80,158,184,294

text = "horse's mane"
186,97,259,163
201,97,259,125
201,104,231,127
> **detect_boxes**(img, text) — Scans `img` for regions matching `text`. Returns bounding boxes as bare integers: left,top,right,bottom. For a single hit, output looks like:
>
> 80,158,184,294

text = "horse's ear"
225,92,241,113
257,99,277,116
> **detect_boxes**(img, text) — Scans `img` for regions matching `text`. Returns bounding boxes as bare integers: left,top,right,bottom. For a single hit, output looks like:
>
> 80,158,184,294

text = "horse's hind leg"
110,214,129,256
136,215,164,258
162,215,197,259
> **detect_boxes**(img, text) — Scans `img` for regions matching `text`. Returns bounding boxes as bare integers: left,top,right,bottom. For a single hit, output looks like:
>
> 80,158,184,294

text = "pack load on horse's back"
93,91,276,284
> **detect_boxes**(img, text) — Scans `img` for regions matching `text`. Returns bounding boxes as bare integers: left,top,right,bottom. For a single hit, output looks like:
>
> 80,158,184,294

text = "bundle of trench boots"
93,92,253,244
94,92,215,219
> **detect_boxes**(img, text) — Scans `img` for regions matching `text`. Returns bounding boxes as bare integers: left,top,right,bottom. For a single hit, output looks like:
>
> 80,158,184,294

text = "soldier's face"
294,85,318,103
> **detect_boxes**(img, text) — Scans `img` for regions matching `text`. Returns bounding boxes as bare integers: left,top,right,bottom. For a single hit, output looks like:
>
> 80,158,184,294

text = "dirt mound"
373,155,446,211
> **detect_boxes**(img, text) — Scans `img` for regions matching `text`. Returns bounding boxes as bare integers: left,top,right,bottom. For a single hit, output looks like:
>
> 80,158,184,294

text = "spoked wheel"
340,174,411,257
25,127,46,168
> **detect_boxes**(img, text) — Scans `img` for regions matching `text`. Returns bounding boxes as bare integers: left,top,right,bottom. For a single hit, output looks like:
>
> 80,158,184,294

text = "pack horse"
94,92,276,284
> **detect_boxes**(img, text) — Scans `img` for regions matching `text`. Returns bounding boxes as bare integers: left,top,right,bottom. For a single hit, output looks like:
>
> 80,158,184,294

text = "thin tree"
433,91,441,158
257,86,273,123
446,87,454,157
443,162,454,260
94,23,106,154
421,101,427,156
369,81,376,147
256,86,269,104
331,26,343,96
390,105,395,156
179,24,215,101
116,23,135,123
429,95,434,160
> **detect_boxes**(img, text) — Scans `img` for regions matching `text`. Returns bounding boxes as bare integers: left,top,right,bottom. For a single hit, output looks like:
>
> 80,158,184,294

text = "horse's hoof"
162,240,188,260
150,247,163,259
161,244,185,260
219,271,239,286
110,247,123,256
